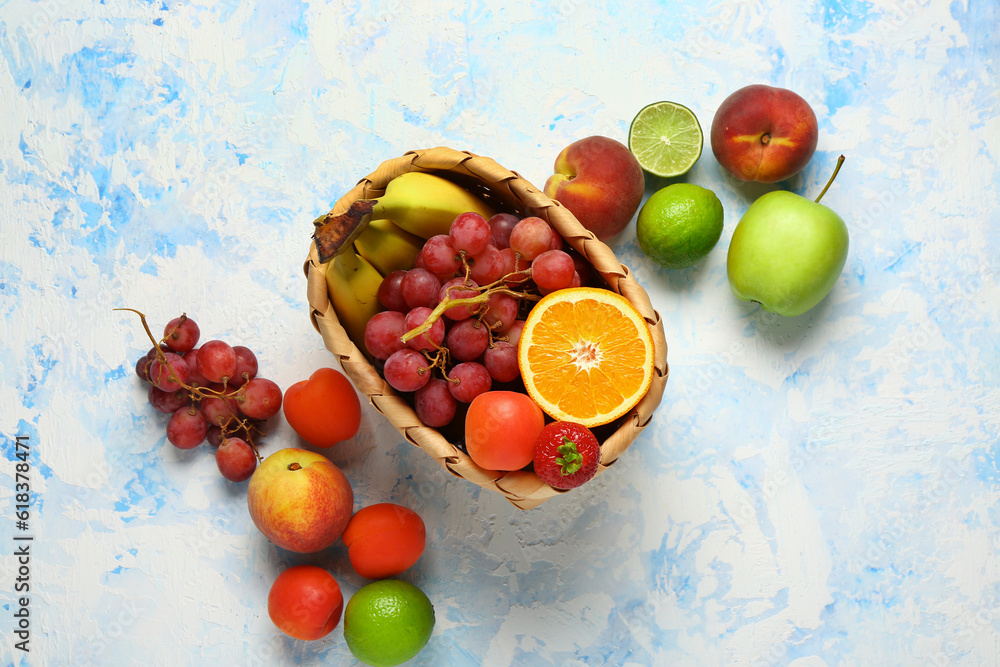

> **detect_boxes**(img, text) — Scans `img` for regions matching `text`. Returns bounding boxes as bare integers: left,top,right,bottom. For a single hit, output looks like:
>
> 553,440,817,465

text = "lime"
636,183,724,269
628,101,704,177
343,580,435,667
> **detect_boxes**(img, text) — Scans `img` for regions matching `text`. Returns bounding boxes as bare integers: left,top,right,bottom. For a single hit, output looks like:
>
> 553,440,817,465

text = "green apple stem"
814,155,846,203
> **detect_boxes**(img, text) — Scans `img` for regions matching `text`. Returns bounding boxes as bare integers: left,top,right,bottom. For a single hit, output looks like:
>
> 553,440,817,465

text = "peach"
710,84,818,183
543,136,645,242
247,448,354,553
268,564,344,640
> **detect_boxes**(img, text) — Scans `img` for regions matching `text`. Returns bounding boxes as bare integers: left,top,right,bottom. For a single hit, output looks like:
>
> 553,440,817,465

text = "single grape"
148,385,190,414
547,225,563,251
439,278,481,321
401,268,443,310
488,213,520,250
484,341,520,383
531,249,575,291
509,217,555,261
183,348,212,386
231,346,259,388
446,318,490,362
378,270,409,312
197,340,237,385
135,355,153,381
500,248,530,287
403,307,446,352
569,248,594,287
364,311,407,360
216,437,257,482
163,316,200,353
421,234,462,277
415,378,457,428
447,362,492,403
469,244,505,285
383,348,431,392
206,425,225,448
166,407,207,449
505,320,526,346
538,270,582,295
149,352,190,392
450,212,491,255
146,344,170,360
200,395,241,428
482,293,518,334
238,377,283,419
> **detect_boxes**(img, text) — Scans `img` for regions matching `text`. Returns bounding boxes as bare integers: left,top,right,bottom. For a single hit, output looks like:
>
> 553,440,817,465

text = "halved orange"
518,287,655,428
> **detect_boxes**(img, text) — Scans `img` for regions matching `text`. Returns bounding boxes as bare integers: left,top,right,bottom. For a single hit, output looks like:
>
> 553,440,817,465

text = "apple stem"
288,463,302,471
815,155,846,203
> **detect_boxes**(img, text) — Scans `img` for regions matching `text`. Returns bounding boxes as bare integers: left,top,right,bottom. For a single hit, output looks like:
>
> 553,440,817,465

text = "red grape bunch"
364,212,590,429
127,311,284,482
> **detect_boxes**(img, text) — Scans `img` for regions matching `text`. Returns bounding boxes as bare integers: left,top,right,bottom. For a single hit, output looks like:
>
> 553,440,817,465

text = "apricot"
341,503,426,579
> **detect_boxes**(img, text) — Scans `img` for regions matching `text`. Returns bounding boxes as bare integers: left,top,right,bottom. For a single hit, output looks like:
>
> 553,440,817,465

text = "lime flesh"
628,101,704,178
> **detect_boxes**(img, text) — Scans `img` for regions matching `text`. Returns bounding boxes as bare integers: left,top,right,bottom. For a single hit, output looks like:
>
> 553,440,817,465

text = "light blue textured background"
1,1,998,665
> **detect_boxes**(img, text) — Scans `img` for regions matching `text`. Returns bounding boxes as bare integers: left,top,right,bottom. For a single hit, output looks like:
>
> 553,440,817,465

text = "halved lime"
628,101,704,178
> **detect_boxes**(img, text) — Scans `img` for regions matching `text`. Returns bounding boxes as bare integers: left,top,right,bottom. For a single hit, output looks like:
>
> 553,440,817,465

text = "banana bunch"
317,172,497,351
313,172,496,264
368,171,496,240
325,247,383,349
354,218,423,277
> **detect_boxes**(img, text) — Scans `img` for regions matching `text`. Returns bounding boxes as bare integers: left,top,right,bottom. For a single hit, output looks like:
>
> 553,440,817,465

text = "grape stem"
115,307,264,460
399,282,539,344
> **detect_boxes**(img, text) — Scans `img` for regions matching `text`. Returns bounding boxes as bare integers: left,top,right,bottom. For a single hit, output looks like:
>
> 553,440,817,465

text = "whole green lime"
636,183,724,269
343,580,435,667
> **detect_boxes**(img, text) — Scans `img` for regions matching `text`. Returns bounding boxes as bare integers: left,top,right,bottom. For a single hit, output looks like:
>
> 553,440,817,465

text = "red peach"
710,84,818,183
543,136,645,242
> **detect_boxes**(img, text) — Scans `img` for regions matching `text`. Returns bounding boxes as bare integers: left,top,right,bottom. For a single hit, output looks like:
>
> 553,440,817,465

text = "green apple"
727,156,849,317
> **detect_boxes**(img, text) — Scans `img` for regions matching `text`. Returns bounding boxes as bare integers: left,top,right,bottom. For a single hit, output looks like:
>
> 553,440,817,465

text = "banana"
369,172,497,239
354,218,423,276
314,172,497,263
326,245,383,352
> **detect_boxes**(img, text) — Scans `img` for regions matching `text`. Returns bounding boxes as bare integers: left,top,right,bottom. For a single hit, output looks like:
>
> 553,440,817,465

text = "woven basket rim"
305,146,669,509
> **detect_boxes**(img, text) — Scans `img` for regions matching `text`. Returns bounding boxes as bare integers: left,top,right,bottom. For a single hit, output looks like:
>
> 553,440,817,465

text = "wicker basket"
305,147,669,509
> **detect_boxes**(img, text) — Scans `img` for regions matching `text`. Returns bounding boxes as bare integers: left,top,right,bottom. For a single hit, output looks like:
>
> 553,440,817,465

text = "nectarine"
247,448,354,553
710,84,818,183
543,136,645,242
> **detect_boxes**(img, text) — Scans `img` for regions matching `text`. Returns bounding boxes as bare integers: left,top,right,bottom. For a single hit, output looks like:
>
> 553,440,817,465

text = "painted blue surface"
0,0,998,665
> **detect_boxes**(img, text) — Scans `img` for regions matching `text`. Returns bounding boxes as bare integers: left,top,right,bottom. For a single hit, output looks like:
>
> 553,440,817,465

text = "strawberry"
533,421,600,490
